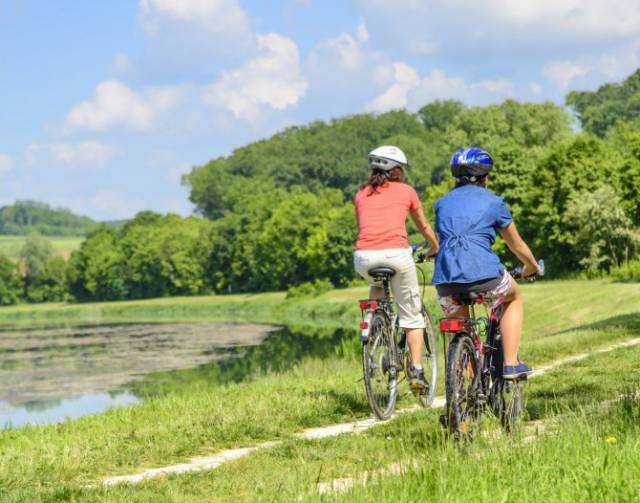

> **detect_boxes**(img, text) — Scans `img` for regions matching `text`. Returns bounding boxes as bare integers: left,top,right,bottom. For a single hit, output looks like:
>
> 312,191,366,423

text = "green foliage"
26,256,68,302
184,110,426,218
0,254,22,305
418,99,464,131
0,200,95,236
67,228,128,301
66,214,214,302
286,279,333,299
567,69,640,136
609,259,640,282
19,234,54,280
564,186,640,275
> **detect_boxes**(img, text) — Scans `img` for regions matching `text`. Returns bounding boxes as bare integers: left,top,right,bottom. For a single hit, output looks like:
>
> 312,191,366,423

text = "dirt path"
101,336,640,486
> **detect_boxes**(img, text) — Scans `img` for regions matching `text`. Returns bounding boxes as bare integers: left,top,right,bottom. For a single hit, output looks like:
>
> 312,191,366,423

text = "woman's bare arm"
498,222,539,277
410,206,439,255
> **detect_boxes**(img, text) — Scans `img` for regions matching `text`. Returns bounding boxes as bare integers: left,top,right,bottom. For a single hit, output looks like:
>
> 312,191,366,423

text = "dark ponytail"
361,166,404,195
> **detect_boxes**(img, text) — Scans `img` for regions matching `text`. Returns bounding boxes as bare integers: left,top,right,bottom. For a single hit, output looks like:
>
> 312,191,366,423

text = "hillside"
0,200,96,237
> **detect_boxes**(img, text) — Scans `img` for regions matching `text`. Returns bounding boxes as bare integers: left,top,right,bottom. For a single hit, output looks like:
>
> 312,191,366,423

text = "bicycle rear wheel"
445,333,480,437
363,311,398,420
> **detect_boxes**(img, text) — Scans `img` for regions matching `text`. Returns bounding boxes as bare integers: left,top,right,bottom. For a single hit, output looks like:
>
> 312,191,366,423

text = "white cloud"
139,0,251,39
0,154,12,175
366,62,419,112
355,0,640,57
356,22,369,43
544,41,640,92
66,80,185,132
202,33,307,121
368,67,517,112
25,141,121,169
544,61,589,91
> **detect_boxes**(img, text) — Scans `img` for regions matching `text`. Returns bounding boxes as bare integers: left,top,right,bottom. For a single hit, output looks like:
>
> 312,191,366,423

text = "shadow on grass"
555,312,640,335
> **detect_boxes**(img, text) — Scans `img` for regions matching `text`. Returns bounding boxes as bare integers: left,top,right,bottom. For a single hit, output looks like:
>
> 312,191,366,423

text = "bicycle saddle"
368,267,396,278
451,291,483,305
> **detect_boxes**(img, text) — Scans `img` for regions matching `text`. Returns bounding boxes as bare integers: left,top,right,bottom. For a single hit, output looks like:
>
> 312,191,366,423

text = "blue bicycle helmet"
450,147,493,179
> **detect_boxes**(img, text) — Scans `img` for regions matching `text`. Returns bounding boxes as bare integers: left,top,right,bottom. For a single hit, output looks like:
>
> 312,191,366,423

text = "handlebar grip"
509,259,545,280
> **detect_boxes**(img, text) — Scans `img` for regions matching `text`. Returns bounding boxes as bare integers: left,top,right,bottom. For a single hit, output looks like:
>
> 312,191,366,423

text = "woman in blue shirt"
433,147,541,380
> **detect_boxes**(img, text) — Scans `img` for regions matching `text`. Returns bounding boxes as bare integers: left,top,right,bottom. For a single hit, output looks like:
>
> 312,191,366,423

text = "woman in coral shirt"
354,145,439,393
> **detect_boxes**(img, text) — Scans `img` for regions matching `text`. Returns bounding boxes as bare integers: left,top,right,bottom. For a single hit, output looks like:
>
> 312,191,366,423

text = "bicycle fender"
360,310,374,341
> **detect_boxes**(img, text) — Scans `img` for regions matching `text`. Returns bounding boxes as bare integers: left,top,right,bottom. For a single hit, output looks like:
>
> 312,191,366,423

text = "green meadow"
0,278,638,501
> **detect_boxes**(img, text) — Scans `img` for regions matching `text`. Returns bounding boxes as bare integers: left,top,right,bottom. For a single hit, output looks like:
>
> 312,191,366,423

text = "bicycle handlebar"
509,259,545,281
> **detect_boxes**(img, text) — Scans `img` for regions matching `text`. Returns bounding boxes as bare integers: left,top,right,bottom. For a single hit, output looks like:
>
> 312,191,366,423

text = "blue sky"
1,0,639,220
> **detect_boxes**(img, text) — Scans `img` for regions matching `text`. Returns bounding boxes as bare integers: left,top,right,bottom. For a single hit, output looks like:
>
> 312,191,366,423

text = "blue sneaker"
503,362,532,380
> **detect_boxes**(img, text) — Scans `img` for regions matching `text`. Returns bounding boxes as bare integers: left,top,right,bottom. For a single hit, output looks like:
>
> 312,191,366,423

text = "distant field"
0,235,83,260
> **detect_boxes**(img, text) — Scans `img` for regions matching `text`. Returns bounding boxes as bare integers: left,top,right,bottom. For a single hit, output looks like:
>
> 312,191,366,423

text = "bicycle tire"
488,327,525,432
445,333,480,436
405,308,438,407
362,310,398,420
492,378,524,432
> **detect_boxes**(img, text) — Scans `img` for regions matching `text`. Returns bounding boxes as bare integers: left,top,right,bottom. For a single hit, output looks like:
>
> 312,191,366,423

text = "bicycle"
440,260,544,436
358,245,438,420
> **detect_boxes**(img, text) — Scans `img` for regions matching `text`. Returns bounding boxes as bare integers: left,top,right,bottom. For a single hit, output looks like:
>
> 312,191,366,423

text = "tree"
0,255,22,305
20,234,54,281
26,256,68,302
565,186,640,275
567,69,640,137
418,100,465,131
66,228,128,301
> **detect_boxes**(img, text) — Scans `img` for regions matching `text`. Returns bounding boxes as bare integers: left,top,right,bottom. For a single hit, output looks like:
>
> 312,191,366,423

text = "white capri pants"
354,248,426,329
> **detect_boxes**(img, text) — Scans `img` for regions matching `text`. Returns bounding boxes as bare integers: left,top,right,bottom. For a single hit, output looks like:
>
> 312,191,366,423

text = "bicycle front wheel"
419,309,438,407
363,311,398,420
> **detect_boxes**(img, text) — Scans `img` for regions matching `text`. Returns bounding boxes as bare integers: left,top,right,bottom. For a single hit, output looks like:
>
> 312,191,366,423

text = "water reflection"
0,322,357,428
0,322,276,427
130,326,357,398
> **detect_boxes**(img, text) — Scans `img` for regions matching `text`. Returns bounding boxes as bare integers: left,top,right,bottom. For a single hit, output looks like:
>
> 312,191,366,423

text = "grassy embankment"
0,235,83,260
0,279,638,501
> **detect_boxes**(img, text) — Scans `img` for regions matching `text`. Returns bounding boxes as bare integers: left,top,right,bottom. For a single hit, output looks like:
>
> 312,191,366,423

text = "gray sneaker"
408,365,428,395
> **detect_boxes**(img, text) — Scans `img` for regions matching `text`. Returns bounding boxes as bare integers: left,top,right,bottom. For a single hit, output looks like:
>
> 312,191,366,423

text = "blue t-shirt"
432,185,513,285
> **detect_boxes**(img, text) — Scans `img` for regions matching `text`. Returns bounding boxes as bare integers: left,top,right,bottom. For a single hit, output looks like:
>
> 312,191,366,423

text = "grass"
0,235,83,260
0,278,638,501
4,343,638,502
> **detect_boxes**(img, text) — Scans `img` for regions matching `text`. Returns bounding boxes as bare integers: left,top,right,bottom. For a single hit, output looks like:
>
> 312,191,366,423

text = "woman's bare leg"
406,328,423,366
499,279,523,366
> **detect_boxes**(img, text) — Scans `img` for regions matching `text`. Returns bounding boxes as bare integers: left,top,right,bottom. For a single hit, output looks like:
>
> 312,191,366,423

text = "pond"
0,322,353,428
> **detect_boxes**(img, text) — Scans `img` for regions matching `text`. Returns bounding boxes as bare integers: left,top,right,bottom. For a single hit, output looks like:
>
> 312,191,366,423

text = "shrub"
286,279,333,299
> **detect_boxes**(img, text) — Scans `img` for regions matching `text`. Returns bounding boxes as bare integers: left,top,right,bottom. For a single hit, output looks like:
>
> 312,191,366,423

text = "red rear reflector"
360,321,369,329
359,299,378,310
440,319,466,332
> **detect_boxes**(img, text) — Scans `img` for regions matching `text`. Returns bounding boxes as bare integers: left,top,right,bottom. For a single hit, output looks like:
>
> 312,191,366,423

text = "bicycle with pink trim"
440,260,544,436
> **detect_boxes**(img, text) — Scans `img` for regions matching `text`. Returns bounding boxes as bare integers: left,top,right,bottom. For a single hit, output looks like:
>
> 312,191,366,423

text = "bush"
286,279,333,299
609,259,640,282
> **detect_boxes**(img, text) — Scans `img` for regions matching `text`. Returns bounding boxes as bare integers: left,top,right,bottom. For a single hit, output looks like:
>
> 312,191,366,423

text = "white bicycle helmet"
367,145,408,171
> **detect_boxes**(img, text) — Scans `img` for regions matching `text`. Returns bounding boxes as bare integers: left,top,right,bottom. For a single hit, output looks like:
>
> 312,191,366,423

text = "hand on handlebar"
511,259,545,281
412,242,438,262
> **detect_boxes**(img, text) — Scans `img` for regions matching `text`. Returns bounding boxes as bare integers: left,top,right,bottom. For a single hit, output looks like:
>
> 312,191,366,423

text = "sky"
1,0,639,220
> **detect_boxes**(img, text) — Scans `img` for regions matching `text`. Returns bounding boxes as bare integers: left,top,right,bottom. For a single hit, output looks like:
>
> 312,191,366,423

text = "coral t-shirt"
355,182,422,250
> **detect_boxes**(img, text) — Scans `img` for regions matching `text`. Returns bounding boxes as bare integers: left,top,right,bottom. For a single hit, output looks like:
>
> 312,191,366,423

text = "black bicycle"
440,260,544,436
359,245,438,420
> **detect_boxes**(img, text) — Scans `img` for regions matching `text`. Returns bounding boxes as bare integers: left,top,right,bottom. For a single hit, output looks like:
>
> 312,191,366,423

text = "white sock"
412,364,422,370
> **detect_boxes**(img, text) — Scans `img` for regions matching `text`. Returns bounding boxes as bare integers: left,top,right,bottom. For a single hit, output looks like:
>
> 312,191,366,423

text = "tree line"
0,200,96,237
1,70,639,305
